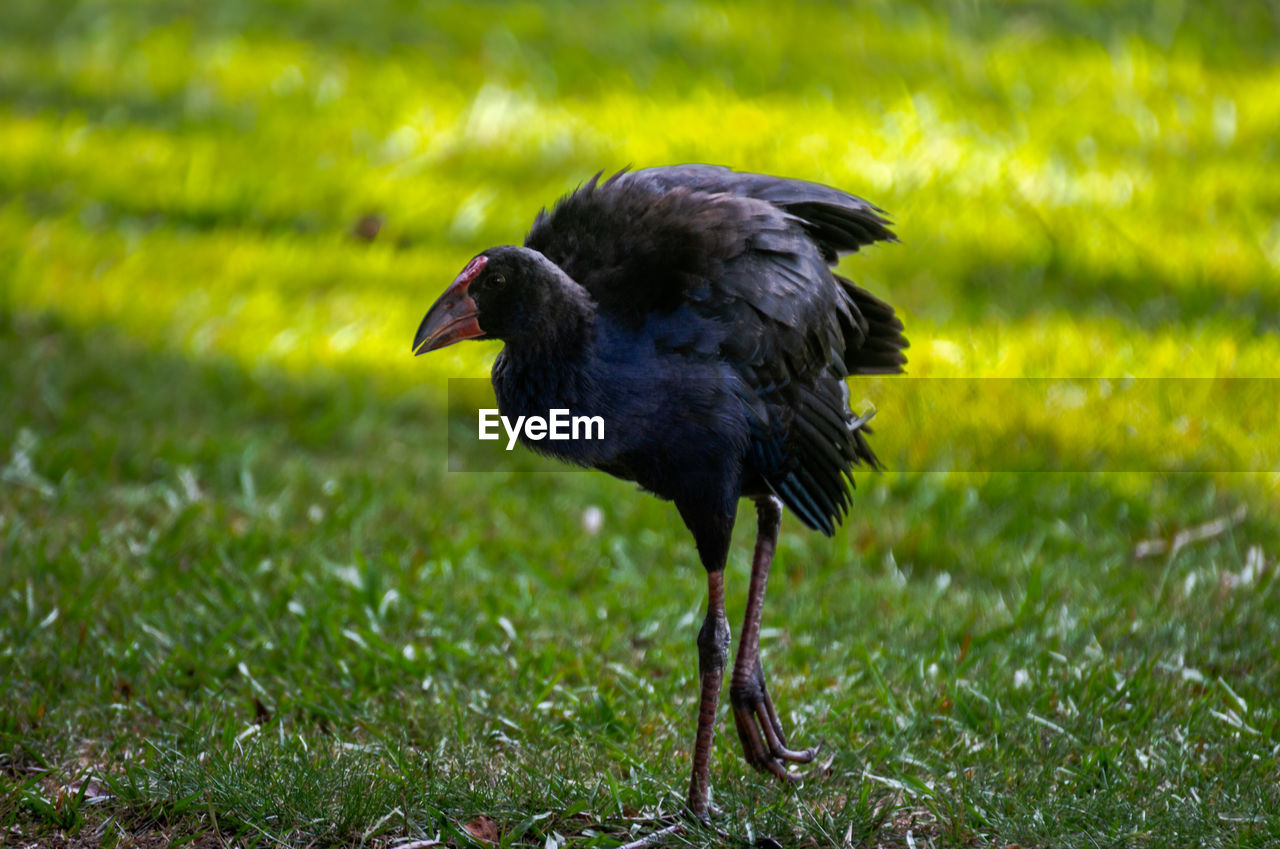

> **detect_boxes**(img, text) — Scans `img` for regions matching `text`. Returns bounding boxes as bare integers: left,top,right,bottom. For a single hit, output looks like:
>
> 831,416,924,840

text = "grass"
2,0,1280,846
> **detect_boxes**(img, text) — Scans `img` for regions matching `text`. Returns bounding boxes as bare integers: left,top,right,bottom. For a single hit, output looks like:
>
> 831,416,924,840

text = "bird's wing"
625,165,908,375
627,164,897,261
524,168,905,374
524,168,907,533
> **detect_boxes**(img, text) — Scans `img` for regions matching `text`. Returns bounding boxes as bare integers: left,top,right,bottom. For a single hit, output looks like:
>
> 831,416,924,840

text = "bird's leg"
730,496,819,781
674,500,735,821
687,567,730,820
617,574,728,847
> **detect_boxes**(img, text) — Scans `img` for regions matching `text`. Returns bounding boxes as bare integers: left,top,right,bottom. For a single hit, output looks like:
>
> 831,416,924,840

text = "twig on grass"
616,821,685,849
1134,505,1246,560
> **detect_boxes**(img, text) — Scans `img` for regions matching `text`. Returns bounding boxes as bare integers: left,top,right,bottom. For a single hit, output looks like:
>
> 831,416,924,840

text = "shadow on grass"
0,310,437,490
4,0,1277,78
885,245,1280,333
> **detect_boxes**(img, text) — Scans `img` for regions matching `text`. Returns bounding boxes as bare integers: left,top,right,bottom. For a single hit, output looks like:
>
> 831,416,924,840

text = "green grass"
3,1,1280,846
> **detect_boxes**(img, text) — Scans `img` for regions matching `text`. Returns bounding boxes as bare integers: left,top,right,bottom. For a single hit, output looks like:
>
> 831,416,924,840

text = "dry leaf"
464,815,499,845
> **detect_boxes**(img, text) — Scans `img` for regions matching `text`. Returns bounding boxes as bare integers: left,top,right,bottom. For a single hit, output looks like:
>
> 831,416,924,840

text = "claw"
779,765,809,783
731,681,818,781
759,710,819,763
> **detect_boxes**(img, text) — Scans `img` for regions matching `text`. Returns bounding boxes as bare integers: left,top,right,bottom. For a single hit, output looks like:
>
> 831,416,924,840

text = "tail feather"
837,275,908,375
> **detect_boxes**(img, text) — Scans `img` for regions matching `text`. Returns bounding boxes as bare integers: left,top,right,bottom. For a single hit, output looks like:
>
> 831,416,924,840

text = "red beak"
412,256,487,355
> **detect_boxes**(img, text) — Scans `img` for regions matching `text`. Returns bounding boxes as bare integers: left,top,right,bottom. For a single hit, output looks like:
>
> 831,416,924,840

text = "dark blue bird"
413,165,907,818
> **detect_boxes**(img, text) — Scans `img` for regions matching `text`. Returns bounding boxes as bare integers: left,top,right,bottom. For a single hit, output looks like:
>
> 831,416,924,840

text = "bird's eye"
490,273,506,290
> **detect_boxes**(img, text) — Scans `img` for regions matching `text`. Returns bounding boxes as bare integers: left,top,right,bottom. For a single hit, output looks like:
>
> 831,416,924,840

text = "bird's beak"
412,256,487,355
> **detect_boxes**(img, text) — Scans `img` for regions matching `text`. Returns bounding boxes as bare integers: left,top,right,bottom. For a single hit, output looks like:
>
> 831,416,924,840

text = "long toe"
731,694,818,782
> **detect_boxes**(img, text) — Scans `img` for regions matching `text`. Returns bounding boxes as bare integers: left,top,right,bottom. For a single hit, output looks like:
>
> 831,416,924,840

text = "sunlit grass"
3,0,1279,846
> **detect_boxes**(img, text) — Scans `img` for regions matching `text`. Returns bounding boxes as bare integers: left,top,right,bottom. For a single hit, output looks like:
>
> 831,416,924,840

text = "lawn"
3,1,1280,846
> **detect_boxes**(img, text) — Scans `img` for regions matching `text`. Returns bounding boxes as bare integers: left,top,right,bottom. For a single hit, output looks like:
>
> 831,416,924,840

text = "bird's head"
413,245,587,355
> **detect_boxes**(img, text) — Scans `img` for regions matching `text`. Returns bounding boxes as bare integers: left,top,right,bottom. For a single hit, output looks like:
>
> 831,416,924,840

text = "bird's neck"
508,279,595,360
494,288,597,413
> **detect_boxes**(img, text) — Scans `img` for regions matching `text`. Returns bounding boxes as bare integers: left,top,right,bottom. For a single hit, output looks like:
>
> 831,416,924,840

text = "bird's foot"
730,676,819,782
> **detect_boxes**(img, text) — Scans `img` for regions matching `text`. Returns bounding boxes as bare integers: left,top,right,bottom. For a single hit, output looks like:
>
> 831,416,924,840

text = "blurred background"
4,0,1278,381
3,1,1279,846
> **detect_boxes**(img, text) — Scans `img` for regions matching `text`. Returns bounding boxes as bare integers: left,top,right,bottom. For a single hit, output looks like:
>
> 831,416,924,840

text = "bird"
413,165,907,819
